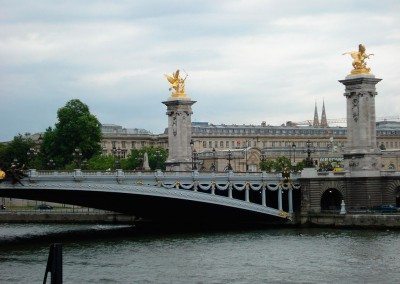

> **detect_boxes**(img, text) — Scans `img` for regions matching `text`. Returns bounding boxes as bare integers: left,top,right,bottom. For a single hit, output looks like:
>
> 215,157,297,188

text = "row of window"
199,140,346,149
102,140,166,149
193,127,347,136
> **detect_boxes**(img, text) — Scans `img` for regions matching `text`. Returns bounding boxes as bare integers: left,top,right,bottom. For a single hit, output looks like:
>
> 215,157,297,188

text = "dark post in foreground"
43,243,63,284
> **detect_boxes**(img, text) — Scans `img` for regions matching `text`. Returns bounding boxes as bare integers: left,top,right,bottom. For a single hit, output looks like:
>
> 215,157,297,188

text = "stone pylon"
162,97,196,171
339,74,382,171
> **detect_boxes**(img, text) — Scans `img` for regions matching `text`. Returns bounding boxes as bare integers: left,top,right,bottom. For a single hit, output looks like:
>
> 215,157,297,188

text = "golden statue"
343,44,374,75
165,69,187,98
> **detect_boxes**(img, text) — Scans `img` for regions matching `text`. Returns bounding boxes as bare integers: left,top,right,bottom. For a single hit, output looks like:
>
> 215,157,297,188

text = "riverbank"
0,211,136,224
2,210,400,229
299,213,400,229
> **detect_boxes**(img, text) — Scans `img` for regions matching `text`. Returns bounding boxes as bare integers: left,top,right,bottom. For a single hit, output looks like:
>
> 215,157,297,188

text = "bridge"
0,169,301,223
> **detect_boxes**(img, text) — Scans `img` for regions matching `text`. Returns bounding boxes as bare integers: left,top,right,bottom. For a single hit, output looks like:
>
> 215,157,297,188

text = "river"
0,223,399,283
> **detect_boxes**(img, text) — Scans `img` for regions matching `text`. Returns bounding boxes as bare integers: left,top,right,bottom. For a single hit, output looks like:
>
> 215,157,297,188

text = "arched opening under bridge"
320,188,343,211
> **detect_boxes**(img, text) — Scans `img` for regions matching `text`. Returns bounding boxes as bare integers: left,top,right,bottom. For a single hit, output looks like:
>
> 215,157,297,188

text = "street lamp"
303,140,316,167
72,148,83,168
292,142,296,163
27,147,38,168
244,140,249,172
210,148,216,172
112,147,123,169
12,158,19,167
192,149,198,170
190,140,195,170
47,159,56,170
260,153,266,172
227,150,233,171
155,150,161,170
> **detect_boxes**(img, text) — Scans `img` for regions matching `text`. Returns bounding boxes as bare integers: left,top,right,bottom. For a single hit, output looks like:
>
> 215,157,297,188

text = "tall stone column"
162,69,195,171
339,74,382,171
162,99,195,171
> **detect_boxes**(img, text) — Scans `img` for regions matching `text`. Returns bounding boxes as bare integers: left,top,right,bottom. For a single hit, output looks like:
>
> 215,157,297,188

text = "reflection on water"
0,224,399,283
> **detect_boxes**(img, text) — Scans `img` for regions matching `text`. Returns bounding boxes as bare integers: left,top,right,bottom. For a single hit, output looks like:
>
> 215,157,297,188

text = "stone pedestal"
339,74,382,171
162,98,196,171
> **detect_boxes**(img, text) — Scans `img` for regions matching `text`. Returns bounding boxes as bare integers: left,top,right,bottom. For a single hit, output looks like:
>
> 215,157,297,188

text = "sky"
1,0,399,141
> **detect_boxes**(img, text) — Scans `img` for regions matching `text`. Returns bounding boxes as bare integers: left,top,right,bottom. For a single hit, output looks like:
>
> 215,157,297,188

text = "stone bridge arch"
387,179,400,206
319,180,346,211
319,180,346,199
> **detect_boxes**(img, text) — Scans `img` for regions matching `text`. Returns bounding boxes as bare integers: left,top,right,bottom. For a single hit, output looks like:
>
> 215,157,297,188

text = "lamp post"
12,158,19,167
210,148,216,172
227,150,233,171
155,150,161,170
303,140,316,167
47,159,55,170
190,140,195,170
192,149,198,170
27,147,38,168
244,140,249,172
112,147,123,169
72,148,82,168
292,142,296,163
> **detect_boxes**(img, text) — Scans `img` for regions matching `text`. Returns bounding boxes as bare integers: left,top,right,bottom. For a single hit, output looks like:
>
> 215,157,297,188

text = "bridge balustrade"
21,169,301,217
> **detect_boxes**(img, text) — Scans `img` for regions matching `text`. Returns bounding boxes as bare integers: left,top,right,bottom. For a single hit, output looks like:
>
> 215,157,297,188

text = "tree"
0,134,37,168
125,147,168,170
260,158,275,172
40,99,102,168
86,155,115,171
260,156,292,172
273,156,291,172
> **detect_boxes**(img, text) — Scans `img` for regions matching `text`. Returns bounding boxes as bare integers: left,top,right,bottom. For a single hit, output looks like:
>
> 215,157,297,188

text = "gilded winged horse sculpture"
343,44,374,75
165,69,187,98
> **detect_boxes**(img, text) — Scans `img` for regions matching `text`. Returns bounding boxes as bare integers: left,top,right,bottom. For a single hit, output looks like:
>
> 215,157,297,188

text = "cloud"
0,1,399,141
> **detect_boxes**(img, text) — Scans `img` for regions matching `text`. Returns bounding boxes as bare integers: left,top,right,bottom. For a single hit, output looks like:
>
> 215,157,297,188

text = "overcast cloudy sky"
1,1,399,141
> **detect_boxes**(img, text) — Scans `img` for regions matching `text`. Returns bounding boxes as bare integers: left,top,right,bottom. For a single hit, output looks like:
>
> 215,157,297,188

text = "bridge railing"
23,169,301,216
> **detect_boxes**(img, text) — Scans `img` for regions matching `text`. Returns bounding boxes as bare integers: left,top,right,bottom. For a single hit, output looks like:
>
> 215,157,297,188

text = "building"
100,103,400,171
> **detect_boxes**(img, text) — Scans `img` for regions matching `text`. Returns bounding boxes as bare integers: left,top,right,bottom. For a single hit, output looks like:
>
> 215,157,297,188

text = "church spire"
313,102,319,127
320,99,328,127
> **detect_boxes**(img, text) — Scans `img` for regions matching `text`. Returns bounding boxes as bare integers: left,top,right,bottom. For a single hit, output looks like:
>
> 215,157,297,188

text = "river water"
0,223,399,283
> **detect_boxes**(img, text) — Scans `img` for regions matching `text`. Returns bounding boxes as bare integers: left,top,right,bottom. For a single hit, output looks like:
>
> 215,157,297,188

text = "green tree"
125,146,168,170
40,99,102,168
0,134,37,168
293,160,305,172
260,158,275,172
86,155,115,171
273,156,291,172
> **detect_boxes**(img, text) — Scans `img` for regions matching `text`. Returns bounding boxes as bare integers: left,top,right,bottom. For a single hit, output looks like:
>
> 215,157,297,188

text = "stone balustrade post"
228,183,233,198
262,188,266,206
288,188,293,214
245,187,250,202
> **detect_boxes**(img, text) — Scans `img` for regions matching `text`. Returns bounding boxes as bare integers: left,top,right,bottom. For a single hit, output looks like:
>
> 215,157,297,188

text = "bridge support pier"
228,187,233,198
245,188,249,202
262,188,266,206
278,188,283,211
288,188,293,214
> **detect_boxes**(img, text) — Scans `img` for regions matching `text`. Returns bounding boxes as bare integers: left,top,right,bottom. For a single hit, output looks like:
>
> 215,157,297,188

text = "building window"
220,141,224,148
203,141,206,148
215,141,218,148
112,141,116,148
121,141,126,148
209,141,212,148
226,141,229,148
131,141,135,149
